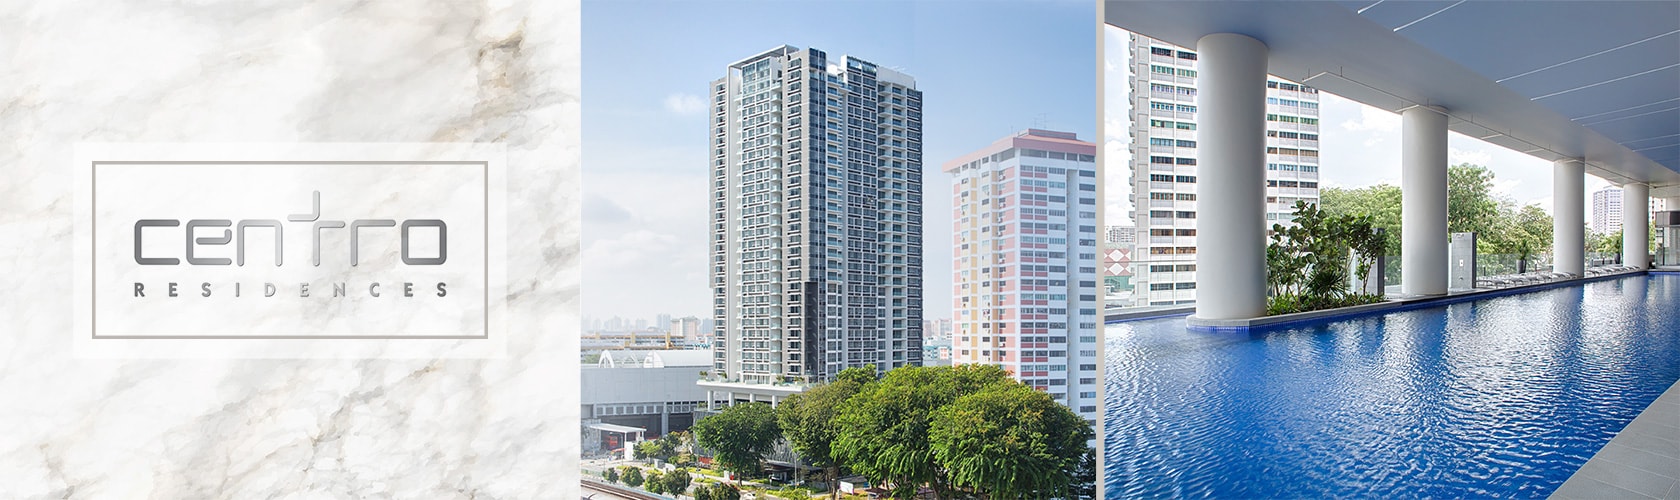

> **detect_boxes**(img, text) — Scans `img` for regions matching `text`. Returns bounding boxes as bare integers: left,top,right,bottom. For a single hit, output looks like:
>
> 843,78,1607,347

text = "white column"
1401,105,1448,296
1193,33,1268,321
1553,159,1584,276
1623,183,1649,268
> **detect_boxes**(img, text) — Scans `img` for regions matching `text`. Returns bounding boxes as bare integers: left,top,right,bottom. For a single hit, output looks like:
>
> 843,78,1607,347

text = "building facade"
709,46,923,386
1594,187,1624,234
1126,34,1322,307
946,129,1101,422
1593,187,1668,234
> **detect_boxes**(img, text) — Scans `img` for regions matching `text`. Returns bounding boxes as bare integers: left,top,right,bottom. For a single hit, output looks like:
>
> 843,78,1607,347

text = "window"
1175,264,1196,271
1176,140,1197,148
1176,104,1196,113
1151,47,1172,56
1176,158,1196,166
1150,102,1174,111
1150,228,1173,236
1175,282,1197,290
1175,122,1196,130
1150,193,1174,201
1178,69,1197,78
1176,229,1196,236
1151,65,1175,75
1175,211,1196,219
1149,138,1174,147
1175,193,1196,201
1177,50,1197,60
1149,174,1173,182
1175,175,1197,183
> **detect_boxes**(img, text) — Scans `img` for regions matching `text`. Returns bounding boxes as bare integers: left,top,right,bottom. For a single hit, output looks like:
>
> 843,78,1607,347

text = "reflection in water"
1104,275,1680,498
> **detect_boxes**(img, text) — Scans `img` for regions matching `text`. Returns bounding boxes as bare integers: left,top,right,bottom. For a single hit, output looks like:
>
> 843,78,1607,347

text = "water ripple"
1104,274,1680,498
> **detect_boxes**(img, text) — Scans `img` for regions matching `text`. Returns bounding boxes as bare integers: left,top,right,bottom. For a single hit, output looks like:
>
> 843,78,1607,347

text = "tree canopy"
1319,163,1558,270
929,383,1094,499
692,402,781,480
776,371,866,498
830,364,1093,499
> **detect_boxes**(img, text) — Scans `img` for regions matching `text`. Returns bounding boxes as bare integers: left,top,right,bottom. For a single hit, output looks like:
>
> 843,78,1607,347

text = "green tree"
834,364,1014,499
1448,163,1502,237
694,482,714,500
1485,203,1554,273
1266,201,1387,314
664,468,694,497
929,383,1094,499
708,482,741,500
603,467,620,484
646,470,666,494
777,371,867,499
624,467,645,488
692,402,781,482
1320,184,1402,255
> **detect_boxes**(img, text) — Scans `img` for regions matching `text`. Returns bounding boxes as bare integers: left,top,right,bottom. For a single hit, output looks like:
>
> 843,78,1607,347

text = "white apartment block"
1127,34,1322,307
708,46,923,386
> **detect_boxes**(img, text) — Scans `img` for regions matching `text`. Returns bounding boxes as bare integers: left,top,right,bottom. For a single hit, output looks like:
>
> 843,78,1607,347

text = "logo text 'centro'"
132,191,446,267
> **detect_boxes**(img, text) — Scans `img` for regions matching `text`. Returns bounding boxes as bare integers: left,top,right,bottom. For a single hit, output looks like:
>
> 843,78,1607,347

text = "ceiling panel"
1353,0,1680,173
1352,1,1462,31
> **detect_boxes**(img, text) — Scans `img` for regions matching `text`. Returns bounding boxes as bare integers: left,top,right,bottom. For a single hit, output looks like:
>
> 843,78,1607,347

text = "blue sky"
1103,26,1618,227
582,0,1098,321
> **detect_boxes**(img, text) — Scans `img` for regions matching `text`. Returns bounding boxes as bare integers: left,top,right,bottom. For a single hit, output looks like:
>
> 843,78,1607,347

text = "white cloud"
1448,147,1494,166
662,93,707,115
1340,104,1399,133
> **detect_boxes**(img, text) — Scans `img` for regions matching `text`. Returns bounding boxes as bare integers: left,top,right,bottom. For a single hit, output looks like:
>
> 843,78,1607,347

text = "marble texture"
0,0,580,497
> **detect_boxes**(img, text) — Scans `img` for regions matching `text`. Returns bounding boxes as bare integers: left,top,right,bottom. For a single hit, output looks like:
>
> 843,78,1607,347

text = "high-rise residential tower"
1126,34,1322,307
707,46,923,390
946,129,1101,421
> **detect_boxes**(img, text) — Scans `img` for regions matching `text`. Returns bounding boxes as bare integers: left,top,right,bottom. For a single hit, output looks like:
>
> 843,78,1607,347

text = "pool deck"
1551,380,1680,500
1107,268,1650,329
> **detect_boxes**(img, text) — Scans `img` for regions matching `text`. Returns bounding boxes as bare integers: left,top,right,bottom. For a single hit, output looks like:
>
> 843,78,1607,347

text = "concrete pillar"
1402,105,1449,296
1553,159,1584,276
1623,183,1649,268
1193,33,1269,320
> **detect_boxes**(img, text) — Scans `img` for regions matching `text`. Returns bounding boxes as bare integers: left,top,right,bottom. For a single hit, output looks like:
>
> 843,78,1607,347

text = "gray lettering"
401,219,447,265
369,282,381,297
350,219,396,266
134,220,180,265
185,220,232,265
134,282,145,297
236,219,283,266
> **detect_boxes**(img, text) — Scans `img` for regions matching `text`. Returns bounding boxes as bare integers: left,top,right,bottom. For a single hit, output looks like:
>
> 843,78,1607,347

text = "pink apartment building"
945,129,1101,423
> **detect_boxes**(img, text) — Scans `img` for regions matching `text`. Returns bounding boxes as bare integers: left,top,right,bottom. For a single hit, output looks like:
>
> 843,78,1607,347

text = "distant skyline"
582,1,1096,319
1103,25,1616,228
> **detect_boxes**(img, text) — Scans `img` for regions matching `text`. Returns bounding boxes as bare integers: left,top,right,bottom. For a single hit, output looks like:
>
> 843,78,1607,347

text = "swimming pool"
1104,274,1680,498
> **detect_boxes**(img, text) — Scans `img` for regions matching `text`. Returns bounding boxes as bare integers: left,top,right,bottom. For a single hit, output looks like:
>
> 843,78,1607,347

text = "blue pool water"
1104,274,1680,498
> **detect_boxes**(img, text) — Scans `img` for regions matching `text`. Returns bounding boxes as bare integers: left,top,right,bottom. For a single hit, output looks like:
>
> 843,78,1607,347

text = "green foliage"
1448,163,1502,237
692,402,781,480
1266,201,1388,314
636,432,686,462
701,482,740,500
777,376,864,498
603,467,620,484
833,365,1014,498
830,364,1094,499
646,470,666,494
624,467,645,488
928,383,1094,499
665,468,694,496
1319,184,1402,255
